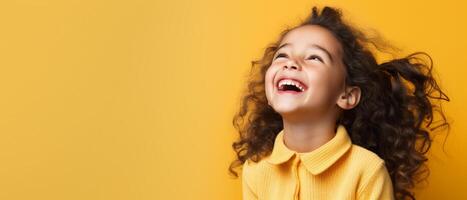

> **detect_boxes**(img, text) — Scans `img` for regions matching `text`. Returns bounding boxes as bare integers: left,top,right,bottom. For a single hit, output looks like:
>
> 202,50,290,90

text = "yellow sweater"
242,124,395,200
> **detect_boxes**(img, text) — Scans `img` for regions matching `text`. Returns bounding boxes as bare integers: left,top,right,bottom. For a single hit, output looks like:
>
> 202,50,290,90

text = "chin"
271,103,303,114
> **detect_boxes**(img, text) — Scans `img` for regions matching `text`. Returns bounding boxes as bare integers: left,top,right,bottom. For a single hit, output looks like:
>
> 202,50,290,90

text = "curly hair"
229,6,451,200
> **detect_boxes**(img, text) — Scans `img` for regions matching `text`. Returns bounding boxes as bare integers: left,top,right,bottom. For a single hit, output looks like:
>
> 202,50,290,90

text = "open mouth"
276,79,307,94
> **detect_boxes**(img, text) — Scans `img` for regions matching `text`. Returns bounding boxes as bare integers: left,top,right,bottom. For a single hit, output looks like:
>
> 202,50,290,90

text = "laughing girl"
229,6,450,200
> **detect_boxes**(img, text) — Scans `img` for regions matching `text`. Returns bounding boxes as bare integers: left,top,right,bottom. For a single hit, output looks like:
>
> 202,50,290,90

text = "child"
229,6,450,200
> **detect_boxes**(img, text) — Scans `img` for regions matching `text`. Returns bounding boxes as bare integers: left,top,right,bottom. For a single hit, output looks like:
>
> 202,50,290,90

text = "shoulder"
242,158,268,192
242,157,274,181
347,144,389,183
242,158,268,178
349,144,386,167
349,145,394,198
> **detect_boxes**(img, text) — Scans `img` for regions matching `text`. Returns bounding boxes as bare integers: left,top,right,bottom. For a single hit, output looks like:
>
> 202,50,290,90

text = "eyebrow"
277,43,334,62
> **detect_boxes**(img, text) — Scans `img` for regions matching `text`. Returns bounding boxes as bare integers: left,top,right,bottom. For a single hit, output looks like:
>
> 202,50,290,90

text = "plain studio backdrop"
0,0,465,199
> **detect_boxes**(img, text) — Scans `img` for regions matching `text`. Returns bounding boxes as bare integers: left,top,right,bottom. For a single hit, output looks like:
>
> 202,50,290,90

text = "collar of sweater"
266,124,352,175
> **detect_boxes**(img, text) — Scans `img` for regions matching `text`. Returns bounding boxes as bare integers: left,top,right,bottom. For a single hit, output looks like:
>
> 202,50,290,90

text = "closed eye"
307,55,324,62
274,53,288,60
274,53,323,62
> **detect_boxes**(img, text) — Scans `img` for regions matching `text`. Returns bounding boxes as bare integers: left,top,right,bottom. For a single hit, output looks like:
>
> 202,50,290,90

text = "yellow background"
0,0,465,199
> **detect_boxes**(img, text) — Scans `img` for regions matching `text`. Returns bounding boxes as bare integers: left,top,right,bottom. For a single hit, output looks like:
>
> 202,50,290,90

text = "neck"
281,114,338,153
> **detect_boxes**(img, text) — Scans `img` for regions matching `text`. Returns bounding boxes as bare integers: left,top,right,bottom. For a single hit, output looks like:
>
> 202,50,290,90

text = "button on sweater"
242,124,395,200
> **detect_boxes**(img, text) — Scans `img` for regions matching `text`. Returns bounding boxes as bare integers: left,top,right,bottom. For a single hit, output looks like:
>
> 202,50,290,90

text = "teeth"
278,79,305,92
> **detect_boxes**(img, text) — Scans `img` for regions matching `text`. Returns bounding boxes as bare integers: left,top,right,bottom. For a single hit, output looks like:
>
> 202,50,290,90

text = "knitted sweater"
242,124,395,200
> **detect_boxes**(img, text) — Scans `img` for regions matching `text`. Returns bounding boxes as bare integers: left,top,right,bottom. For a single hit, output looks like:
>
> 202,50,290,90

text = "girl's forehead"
279,25,343,55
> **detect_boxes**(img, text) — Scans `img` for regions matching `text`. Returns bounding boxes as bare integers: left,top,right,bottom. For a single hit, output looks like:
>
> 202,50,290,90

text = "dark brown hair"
229,6,450,200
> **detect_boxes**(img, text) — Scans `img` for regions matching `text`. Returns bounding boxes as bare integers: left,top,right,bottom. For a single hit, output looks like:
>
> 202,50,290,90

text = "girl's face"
265,25,347,118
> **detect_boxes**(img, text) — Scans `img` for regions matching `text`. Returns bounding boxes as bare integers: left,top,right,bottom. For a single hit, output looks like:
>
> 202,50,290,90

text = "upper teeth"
278,79,305,92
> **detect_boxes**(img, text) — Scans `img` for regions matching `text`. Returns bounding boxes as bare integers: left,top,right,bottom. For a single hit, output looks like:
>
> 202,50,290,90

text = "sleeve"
242,160,258,200
357,161,395,200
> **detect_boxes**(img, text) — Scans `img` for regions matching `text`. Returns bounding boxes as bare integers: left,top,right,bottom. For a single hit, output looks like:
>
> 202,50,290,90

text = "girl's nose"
284,65,298,70
283,60,301,71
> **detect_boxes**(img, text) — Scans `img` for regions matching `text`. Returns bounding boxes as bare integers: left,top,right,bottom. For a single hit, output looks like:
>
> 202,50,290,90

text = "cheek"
264,65,279,101
264,67,274,92
307,68,342,100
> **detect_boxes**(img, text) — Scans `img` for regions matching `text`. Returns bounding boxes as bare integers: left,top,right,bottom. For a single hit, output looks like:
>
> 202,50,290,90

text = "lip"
277,89,304,95
274,75,308,92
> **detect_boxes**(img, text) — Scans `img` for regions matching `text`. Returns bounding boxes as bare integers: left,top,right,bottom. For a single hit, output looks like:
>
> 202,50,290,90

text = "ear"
336,86,361,110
